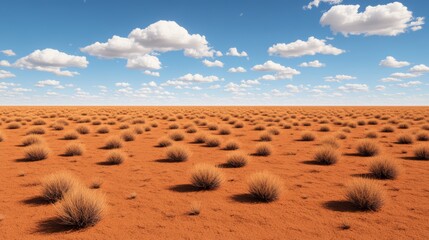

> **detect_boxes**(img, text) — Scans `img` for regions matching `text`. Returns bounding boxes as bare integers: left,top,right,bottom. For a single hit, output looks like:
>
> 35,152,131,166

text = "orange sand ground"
0,106,428,239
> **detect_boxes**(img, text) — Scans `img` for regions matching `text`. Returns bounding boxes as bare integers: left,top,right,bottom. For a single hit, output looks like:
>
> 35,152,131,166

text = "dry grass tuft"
105,150,126,164
166,145,190,162
248,171,282,202
224,139,240,150
26,127,45,135
42,172,80,202
314,146,339,165
64,131,79,140
254,143,272,156
169,131,185,141
226,152,248,167
413,144,429,160
157,138,172,147
190,164,223,190
259,132,272,142
121,130,135,141
193,133,207,143
369,157,400,179
205,136,222,147
356,139,380,157
397,134,413,144
301,131,315,141
76,125,90,134
64,142,85,156
21,135,44,146
96,127,109,134
104,136,123,149
24,144,50,161
346,179,384,211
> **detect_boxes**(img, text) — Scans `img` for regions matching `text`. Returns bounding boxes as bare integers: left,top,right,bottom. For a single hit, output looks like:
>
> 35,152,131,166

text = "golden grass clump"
96,127,110,134
64,142,85,156
190,164,223,190
218,126,232,135
207,123,218,131
259,132,272,142
369,157,400,179
64,131,79,140
76,125,90,134
254,125,266,131
26,127,45,135
416,132,429,141
104,136,123,149
346,179,384,211
105,150,126,164
24,144,50,161
319,125,330,132
157,137,172,147
121,130,135,141
21,134,44,146
226,152,248,167
248,171,282,202
356,139,380,157
380,125,394,133
169,131,185,141
314,146,339,165
397,134,413,144
193,133,207,143
56,186,105,228
413,144,429,160
301,131,315,141
224,139,240,150
7,122,21,129
42,172,80,202
254,143,272,156
205,136,222,147
166,145,190,162
365,131,378,139
320,136,340,148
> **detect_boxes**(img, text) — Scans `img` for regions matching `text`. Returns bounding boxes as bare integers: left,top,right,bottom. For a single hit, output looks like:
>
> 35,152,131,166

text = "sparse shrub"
207,123,218,131
254,125,265,131
52,124,64,131
42,172,80,202
248,171,282,202
369,157,400,179
226,152,248,167
57,186,105,228
365,131,378,139
320,136,340,148
169,131,185,141
416,132,429,141
104,136,123,149
268,128,280,135
319,125,330,132
259,132,272,141
7,122,21,129
21,135,43,146
166,145,190,162
64,131,79,140
314,146,339,165
397,134,413,144
190,164,223,190
346,179,384,211
301,131,315,141
218,126,231,135
356,140,380,156
380,125,394,133
224,140,240,150
64,142,85,156
97,127,109,134
133,126,143,134
367,120,378,125
398,123,409,129
105,150,125,164
0,131,3,142
169,123,179,129
336,132,347,140
121,130,135,141
26,127,45,135
119,124,129,129
76,125,90,134
254,143,272,156
193,133,207,143
414,144,429,160
234,122,244,128
33,119,46,125
186,127,197,133
24,145,50,161
205,136,221,147
157,138,172,147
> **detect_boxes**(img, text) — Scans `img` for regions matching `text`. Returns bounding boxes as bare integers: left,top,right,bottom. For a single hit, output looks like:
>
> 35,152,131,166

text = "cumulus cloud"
209,84,221,89
1,49,16,56
375,85,386,91
390,72,419,78
144,70,160,77
338,83,368,92
81,36,149,59
251,61,300,80
115,82,130,87
202,59,224,68
268,36,344,58
398,81,422,88
0,70,16,79
35,79,61,87
228,67,246,73
0,60,11,67
379,56,410,68
177,73,220,83
13,87,32,92
324,74,356,82
299,60,325,67
410,64,429,74
320,2,425,36
126,54,161,70
14,48,88,77
226,47,248,57
304,0,342,10
381,77,401,82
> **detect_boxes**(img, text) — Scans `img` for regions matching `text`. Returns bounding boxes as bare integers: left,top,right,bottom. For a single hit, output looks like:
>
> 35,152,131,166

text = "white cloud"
299,60,325,67
209,84,221,89
338,83,368,92
320,2,425,36
0,70,15,79
144,70,160,77
324,74,356,82
286,84,300,93
241,79,260,85
191,86,202,90
0,81,18,89
14,48,88,77
177,73,220,83
226,47,248,57
252,60,289,72
81,35,149,59
381,77,401,82
391,72,419,78
375,85,386,91
314,85,331,89
126,54,161,70
379,56,410,68
1,49,16,56
161,80,193,87
215,51,223,57
251,61,300,79
46,91,58,96
304,0,342,10
228,67,246,73
35,79,60,87
13,87,32,92
0,60,11,67
202,59,224,68
268,36,344,58
398,81,422,88
115,82,130,87
410,64,429,74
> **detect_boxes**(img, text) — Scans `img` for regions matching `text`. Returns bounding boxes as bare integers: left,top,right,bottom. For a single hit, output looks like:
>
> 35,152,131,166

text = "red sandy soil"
0,106,428,239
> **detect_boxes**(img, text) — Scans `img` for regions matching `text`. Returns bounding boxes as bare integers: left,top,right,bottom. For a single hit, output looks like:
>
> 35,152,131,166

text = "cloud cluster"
320,2,425,36
226,47,248,57
304,0,342,10
299,60,325,68
228,67,246,73
0,70,15,79
379,56,410,68
268,36,344,58
202,59,224,68
252,60,300,80
324,74,356,82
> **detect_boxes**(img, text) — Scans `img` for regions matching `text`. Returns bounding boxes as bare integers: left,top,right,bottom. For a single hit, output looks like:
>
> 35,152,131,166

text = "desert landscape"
0,106,428,239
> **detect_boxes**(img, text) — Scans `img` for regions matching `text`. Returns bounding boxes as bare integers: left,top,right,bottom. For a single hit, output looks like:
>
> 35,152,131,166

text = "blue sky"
0,0,428,105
